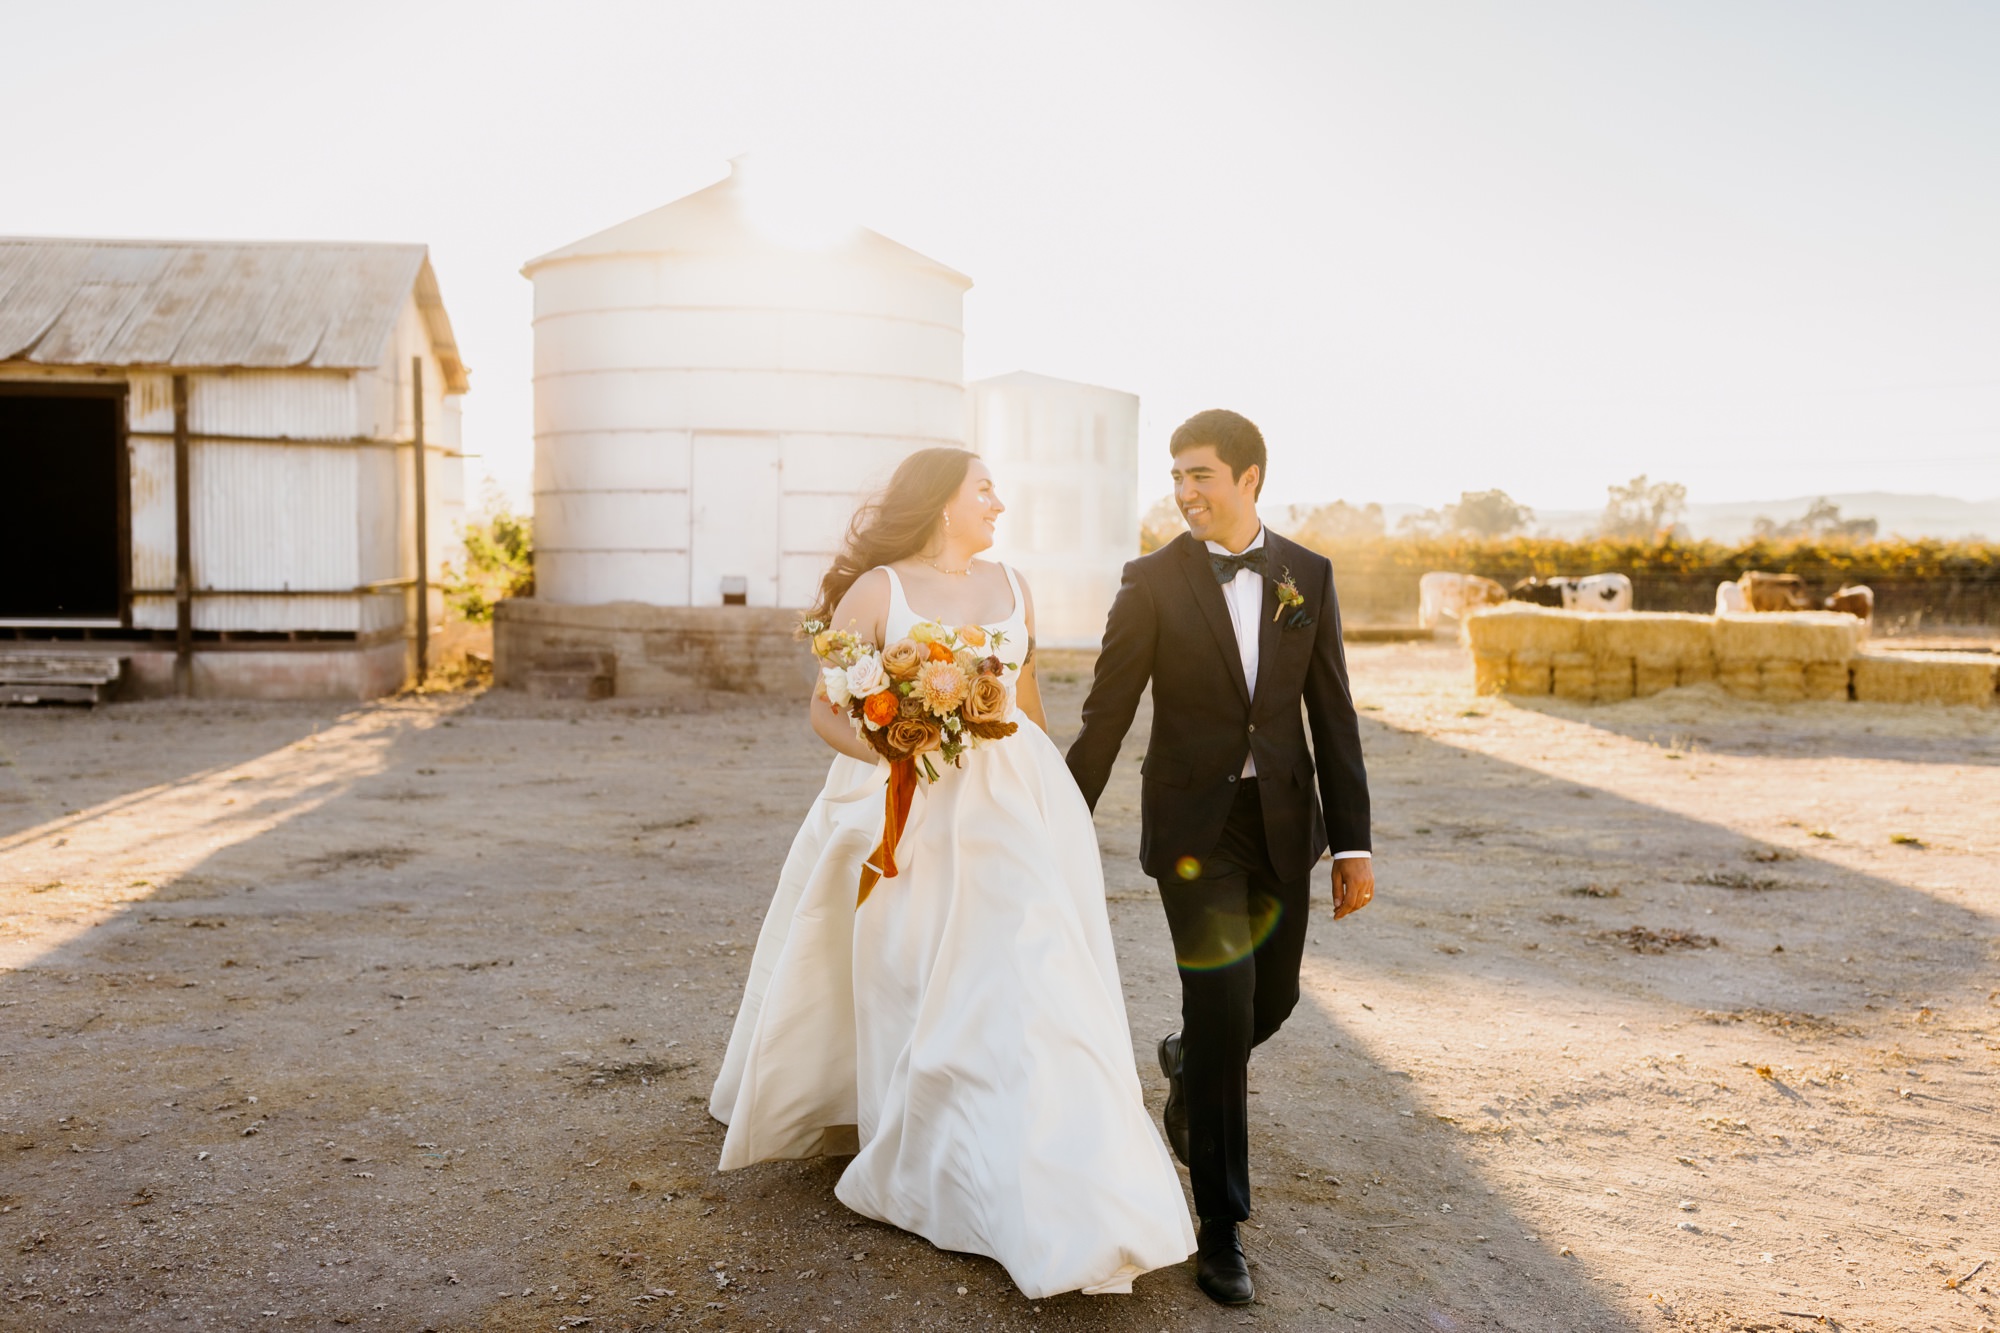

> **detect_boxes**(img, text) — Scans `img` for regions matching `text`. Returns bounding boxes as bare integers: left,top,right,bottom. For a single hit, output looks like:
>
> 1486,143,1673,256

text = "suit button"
1225,774,1237,783
1247,724,1256,733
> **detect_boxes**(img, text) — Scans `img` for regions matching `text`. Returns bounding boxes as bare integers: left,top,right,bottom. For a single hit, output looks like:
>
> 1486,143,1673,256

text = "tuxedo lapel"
1251,533,1285,709
1176,536,1251,704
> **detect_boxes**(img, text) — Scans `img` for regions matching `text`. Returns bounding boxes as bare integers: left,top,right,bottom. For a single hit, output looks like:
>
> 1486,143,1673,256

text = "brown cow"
1738,570,1813,612
1824,584,1874,631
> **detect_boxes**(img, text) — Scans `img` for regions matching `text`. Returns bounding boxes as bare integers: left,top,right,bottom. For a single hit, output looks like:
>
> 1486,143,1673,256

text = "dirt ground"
2,641,1996,1333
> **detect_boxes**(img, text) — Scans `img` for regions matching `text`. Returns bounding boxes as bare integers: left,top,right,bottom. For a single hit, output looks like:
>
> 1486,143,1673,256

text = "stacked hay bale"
1578,614,1716,701
1459,605,1581,697
1711,613,1863,702
1851,651,1998,707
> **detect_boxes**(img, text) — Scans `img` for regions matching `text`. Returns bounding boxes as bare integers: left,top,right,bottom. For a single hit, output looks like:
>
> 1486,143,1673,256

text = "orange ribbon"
857,757,918,905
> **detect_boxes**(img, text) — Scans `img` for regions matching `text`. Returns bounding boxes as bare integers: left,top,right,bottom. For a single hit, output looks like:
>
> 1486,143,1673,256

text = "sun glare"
734,152,863,251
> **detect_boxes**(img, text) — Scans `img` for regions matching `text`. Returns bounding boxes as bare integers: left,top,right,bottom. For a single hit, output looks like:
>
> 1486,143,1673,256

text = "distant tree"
1138,496,1186,553
1751,496,1878,541
1444,489,1533,538
1396,506,1446,538
1600,475,1688,539
440,486,535,623
1291,500,1386,545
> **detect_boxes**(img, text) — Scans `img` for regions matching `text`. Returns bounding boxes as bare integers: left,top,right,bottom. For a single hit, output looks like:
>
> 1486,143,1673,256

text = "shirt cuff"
1332,850,1371,860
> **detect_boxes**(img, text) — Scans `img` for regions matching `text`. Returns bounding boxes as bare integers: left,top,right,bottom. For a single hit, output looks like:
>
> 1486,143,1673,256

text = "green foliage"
440,496,534,624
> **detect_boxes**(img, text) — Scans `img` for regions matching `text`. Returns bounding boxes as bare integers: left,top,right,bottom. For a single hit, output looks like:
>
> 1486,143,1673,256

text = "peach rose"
885,716,942,758
915,660,968,715
862,690,901,728
962,674,1011,725
956,624,988,649
881,639,925,682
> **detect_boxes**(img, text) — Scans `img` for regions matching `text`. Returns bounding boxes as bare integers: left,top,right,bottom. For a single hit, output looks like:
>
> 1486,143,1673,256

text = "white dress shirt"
1204,526,1369,863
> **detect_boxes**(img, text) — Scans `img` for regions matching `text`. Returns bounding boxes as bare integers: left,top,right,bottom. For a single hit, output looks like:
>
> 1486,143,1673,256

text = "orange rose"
927,640,954,663
881,639,925,682
862,691,901,728
956,625,988,649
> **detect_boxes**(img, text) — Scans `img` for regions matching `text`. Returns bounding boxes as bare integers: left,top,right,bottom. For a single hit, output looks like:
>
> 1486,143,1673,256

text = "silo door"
689,434,780,607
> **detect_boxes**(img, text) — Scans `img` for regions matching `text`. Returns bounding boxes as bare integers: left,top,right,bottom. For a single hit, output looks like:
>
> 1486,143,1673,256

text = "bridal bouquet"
802,618,1020,903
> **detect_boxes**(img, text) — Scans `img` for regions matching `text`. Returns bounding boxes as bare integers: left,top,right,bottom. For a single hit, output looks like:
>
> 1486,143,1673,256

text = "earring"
945,512,952,528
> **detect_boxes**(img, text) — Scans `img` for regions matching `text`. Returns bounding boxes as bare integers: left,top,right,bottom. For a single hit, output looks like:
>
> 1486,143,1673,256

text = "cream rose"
821,665,853,708
844,653,889,698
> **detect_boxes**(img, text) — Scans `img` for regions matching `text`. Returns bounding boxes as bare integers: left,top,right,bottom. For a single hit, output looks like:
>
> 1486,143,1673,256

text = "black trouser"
1156,780,1311,1222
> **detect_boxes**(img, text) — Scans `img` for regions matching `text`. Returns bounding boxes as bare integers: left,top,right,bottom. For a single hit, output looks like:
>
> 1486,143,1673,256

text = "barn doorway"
0,387,126,624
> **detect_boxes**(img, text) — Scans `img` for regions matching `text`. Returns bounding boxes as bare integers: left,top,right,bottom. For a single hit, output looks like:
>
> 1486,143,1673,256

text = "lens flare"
1174,891,1285,972
1175,856,1202,881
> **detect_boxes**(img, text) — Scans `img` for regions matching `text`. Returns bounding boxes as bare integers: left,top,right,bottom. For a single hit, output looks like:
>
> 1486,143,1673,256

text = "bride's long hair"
811,447,974,624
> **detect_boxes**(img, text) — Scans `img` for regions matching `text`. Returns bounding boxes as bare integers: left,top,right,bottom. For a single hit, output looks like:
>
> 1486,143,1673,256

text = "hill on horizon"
1256,493,2000,542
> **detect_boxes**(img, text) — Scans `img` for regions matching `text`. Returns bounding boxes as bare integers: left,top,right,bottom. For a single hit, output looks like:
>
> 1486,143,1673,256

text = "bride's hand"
1330,858,1374,919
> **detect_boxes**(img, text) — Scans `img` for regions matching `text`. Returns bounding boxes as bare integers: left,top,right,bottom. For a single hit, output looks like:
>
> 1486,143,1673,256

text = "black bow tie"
1209,548,1268,583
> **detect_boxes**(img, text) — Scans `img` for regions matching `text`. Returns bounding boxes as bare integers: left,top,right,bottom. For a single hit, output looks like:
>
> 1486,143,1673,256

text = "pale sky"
7,0,1997,513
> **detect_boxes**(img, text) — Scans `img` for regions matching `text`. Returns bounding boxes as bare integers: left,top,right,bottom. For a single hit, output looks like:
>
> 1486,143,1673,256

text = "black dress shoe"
1195,1216,1254,1305
1157,1032,1188,1166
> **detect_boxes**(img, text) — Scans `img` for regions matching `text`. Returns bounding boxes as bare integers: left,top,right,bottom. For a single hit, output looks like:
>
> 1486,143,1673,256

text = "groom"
1066,409,1373,1306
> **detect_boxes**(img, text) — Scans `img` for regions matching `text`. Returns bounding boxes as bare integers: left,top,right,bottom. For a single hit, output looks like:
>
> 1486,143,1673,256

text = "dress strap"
999,563,1026,624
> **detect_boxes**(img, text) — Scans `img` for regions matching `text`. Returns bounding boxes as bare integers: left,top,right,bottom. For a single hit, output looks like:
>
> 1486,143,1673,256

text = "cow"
1714,580,1748,615
1418,572,1509,630
1738,570,1813,613
1824,584,1874,633
1509,574,1634,614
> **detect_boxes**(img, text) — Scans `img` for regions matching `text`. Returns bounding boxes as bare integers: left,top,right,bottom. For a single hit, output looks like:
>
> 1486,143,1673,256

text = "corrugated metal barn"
0,237,469,700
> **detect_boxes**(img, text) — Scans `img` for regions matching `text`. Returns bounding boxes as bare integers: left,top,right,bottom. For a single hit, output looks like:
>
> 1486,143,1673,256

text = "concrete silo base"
493,599,815,698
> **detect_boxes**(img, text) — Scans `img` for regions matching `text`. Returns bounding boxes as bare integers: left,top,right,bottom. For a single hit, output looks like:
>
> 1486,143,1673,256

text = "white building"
0,238,468,699
523,159,971,611
970,371,1139,647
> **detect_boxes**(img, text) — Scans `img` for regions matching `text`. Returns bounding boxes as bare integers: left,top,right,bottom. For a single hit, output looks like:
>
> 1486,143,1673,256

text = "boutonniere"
1272,569,1306,624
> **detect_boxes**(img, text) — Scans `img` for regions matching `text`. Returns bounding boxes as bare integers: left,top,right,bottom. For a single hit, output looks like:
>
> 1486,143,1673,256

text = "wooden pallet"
0,653,127,706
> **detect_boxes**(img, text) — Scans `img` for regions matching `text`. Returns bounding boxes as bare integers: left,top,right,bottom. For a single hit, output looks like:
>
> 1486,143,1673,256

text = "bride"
708,447,1194,1298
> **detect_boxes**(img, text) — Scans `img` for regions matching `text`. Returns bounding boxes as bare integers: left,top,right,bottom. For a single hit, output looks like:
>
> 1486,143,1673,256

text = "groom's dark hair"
1169,409,1266,498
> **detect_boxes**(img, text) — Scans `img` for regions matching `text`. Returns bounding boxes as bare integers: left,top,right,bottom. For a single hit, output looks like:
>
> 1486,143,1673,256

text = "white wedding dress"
709,564,1194,1298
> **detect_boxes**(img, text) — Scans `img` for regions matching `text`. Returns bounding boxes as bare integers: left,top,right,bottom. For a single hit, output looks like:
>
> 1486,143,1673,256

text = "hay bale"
1802,661,1851,701
1508,653,1553,697
1595,656,1636,702
1581,613,1715,666
1712,612,1860,664
1463,605,1585,657
1634,655,1678,697
1851,652,1998,707
1473,652,1509,696
1677,655,1717,687
1759,661,1806,703
1718,660,1761,698
1552,652,1595,701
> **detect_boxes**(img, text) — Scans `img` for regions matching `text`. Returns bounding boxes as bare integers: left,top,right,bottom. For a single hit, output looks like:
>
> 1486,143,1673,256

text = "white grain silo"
523,159,971,614
969,372,1139,647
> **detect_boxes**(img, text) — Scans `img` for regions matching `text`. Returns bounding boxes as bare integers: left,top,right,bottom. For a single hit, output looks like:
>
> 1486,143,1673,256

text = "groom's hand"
1330,857,1375,920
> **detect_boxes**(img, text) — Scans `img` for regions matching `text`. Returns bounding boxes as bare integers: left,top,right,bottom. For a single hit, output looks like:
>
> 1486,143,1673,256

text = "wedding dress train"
709,565,1194,1298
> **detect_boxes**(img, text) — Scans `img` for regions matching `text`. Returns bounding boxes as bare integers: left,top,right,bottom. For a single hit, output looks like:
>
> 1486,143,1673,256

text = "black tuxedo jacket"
1065,530,1371,883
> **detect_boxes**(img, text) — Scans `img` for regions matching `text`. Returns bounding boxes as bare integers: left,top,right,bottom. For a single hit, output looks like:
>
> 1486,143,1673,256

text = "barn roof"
0,238,469,393
523,160,971,288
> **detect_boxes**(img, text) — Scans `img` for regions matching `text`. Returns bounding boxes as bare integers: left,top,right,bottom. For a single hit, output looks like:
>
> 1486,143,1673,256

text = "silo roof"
523,168,971,288
0,237,470,393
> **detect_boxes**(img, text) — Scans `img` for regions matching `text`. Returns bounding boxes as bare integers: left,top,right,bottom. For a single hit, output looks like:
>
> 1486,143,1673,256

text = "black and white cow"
1508,574,1634,614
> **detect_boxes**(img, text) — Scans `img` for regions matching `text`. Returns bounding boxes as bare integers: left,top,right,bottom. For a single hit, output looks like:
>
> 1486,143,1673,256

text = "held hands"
1330,857,1375,920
